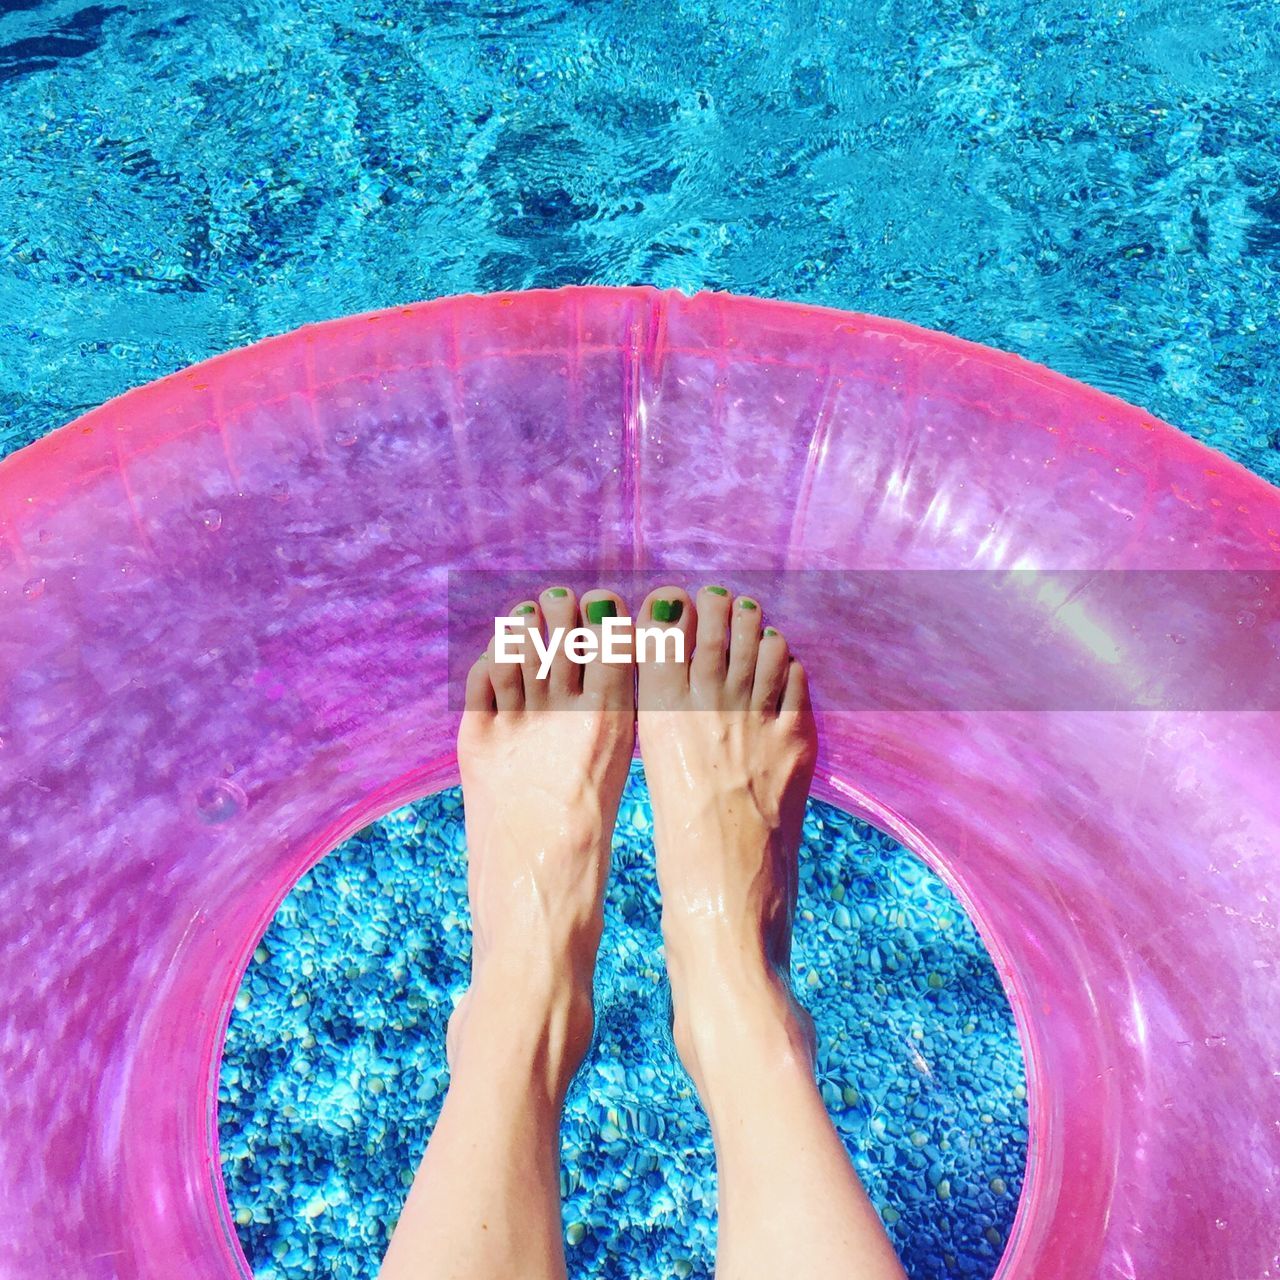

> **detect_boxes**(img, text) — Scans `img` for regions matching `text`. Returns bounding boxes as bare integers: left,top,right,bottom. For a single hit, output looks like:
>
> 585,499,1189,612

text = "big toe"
636,585,694,709
578,588,634,708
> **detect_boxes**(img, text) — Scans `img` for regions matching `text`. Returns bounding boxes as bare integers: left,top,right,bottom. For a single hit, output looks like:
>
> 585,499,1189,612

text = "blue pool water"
2,2,1277,1277
219,767,1027,1279
2,1,1278,481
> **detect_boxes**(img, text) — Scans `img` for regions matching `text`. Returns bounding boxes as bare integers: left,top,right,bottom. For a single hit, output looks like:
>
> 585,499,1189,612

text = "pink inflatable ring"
1,287,1277,1278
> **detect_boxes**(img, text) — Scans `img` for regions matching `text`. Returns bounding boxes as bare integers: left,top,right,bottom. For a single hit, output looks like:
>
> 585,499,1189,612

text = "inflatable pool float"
1,287,1276,1279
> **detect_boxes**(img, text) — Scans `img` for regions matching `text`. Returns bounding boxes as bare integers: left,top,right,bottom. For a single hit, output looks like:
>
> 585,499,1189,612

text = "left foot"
451,586,634,1092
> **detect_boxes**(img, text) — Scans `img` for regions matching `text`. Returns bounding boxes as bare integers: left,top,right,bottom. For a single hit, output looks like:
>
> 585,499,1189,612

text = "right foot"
635,585,818,1088
453,586,634,1093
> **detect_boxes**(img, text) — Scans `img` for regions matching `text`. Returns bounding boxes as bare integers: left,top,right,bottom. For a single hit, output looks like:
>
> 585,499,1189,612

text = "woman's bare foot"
453,585,635,1093
635,586,905,1280
379,587,635,1280
634,584,818,1089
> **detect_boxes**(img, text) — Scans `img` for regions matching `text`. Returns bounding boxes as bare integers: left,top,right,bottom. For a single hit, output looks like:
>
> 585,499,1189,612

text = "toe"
539,586,581,698
726,594,763,698
751,625,790,715
636,586,693,709
464,653,496,714
781,655,812,719
691,584,732,694
486,623,525,713
507,600,545,705
579,588,633,707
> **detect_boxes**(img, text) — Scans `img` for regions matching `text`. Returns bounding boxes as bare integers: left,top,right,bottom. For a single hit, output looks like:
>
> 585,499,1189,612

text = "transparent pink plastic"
1,288,1277,1278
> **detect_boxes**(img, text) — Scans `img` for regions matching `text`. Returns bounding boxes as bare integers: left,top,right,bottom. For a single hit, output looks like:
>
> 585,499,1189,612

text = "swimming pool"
2,2,1276,1278
3,0,1277,481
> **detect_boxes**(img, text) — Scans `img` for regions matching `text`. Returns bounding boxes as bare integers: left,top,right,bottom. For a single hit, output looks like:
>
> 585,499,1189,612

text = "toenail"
585,599,618,624
546,587,569,598
764,626,779,636
514,603,536,615
652,598,684,623
705,585,729,596
738,598,758,610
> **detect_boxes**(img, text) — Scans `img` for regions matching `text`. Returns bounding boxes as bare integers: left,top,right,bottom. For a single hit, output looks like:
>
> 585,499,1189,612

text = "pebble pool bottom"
219,765,1027,1280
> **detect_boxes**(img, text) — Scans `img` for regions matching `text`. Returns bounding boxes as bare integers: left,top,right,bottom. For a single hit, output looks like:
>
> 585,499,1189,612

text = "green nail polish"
652,599,684,623
764,626,779,636
705,585,729,596
586,599,617,624
514,603,536,615
547,587,569,598
739,599,758,610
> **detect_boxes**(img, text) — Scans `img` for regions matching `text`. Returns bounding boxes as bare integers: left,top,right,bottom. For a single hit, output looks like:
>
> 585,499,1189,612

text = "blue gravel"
219,765,1026,1279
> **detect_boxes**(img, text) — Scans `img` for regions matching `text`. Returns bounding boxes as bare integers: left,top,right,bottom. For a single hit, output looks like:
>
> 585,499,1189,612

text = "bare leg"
379,587,634,1280
637,586,907,1280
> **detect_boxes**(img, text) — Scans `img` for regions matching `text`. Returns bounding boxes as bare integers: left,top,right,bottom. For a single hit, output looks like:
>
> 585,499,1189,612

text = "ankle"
448,956,596,1098
667,948,815,1095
